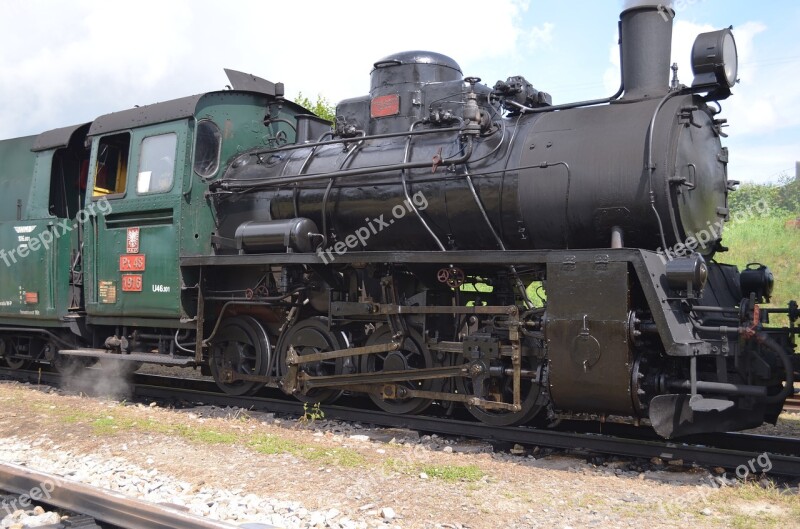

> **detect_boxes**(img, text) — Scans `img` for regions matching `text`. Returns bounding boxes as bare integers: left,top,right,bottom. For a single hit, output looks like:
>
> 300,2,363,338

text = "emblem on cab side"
127,227,140,254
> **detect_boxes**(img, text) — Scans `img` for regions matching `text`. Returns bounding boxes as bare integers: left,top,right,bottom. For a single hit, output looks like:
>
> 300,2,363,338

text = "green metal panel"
84,122,187,320
0,90,304,328
0,219,63,323
179,92,300,257
0,141,76,325
0,135,37,221
77,91,306,322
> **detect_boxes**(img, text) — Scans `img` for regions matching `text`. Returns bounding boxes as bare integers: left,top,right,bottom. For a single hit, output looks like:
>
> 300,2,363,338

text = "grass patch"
249,434,365,467
722,215,800,325
20,392,366,467
384,459,485,482
382,457,409,473
461,279,546,308
420,464,484,482
706,482,800,529
87,415,236,444
304,446,366,467
62,411,94,423
249,434,299,455
177,426,237,444
91,417,120,434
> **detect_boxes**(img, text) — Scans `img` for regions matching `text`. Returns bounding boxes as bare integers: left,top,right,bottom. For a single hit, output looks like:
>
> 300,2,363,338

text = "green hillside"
722,174,798,325
720,215,799,323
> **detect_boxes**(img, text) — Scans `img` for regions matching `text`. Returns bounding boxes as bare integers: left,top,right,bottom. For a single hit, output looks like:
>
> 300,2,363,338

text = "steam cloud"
63,359,136,399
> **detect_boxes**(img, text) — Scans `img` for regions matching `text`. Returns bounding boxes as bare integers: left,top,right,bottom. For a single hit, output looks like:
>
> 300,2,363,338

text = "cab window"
137,133,177,194
93,133,130,197
193,120,221,178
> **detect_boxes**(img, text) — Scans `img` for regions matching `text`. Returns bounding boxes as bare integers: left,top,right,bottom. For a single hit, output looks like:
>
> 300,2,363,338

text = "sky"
0,0,797,184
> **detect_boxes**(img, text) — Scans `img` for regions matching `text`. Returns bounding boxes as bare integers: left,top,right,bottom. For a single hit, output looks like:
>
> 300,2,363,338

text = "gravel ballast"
0,380,798,528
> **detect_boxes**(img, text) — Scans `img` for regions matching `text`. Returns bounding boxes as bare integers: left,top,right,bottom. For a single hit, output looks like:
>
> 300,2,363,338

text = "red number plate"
121,274,142,292
370,94,400,118
119,255,146,272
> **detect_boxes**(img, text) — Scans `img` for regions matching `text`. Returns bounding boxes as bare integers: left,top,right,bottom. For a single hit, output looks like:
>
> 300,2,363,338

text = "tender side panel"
0,139,72,324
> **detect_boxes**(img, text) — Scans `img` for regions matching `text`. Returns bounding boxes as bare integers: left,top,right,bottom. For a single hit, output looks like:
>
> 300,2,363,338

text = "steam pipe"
321,137,366,247
689,321,795,404
201,289,306,346
246,125,464,156
667,379,767,397
645,89,686,252
463,167,533,308
619,4,674,100
610,226,624,249
295,131,339,176
215,135,475,191
401,120,447,251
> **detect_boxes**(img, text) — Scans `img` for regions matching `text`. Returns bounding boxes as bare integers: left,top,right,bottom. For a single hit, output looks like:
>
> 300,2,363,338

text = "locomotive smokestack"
620,4,674,99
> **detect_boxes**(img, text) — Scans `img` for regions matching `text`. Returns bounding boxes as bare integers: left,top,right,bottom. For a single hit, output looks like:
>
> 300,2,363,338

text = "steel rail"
0,461,244,529
784,393,800,413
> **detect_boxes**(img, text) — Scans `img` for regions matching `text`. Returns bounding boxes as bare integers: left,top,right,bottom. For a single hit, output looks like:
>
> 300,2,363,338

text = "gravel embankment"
0,380,798,529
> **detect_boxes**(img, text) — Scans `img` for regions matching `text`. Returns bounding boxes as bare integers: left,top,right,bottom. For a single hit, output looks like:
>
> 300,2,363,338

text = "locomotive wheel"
0,339,29,370
3,356,29,370
44,340,95,375
361,326,438,415
277,317,349,404
210,315,270,396
456,356,544,426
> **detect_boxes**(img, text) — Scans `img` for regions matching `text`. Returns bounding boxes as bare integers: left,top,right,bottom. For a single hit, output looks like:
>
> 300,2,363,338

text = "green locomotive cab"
0,125,91,326
0,74,312,370
82,88,307,325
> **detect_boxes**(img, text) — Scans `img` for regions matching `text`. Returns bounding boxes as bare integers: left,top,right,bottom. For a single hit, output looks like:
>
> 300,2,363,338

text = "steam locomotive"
0,5,796,438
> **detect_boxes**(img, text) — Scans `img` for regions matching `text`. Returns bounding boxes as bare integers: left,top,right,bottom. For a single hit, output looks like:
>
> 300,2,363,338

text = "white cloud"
599,13,794,183
727,141,799,184
671,19,800,182
0,0,533,139
2,1,791,185
603,31,622,94
527,22,555,51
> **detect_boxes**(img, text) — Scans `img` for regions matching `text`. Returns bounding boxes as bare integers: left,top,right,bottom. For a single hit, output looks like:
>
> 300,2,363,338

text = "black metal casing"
200,6,794,438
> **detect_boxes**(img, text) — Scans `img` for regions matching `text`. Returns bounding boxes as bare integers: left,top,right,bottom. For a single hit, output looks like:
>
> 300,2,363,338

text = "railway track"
2,367,800,476
0,460,242,529
784,390,800,413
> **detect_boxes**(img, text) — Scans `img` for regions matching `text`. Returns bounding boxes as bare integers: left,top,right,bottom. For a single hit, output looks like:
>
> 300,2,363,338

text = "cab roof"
33,70,311,147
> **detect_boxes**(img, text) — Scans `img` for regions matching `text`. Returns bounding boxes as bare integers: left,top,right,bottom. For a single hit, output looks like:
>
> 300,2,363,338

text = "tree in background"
294,93,336,124
728,172,800,218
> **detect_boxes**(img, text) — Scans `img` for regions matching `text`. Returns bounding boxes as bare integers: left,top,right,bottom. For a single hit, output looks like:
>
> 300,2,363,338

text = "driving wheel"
210,315,271,396
361,326,439,414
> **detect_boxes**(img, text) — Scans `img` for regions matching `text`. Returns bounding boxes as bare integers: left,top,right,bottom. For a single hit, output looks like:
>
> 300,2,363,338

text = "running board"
58,349,195,366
